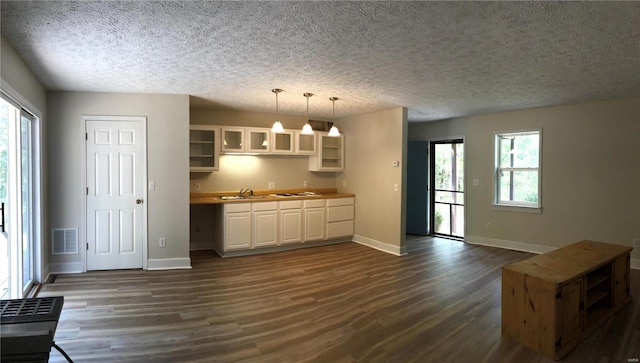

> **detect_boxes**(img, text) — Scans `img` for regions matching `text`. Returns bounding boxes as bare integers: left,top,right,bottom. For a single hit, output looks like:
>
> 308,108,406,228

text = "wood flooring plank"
37,238,639,363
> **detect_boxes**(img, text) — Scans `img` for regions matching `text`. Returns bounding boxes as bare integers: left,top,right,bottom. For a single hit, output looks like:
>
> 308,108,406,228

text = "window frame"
493,128,542,211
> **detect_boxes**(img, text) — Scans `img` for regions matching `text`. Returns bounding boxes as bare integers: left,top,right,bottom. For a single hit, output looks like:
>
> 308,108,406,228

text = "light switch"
149,181,155,190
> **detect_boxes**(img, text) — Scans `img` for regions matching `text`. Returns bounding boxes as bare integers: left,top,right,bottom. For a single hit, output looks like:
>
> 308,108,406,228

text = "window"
495,129,541,209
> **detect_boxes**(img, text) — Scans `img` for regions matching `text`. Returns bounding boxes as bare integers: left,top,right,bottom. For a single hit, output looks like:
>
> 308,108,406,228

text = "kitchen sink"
218,195,266,200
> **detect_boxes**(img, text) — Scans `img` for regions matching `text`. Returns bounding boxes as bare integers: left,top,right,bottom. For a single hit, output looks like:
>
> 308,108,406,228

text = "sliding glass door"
1,95,35,298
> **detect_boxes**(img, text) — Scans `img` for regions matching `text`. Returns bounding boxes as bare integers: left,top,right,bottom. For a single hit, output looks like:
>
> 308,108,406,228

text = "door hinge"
86,187,89,195
86,242,89,251
555,292,561,299
85,132,88,141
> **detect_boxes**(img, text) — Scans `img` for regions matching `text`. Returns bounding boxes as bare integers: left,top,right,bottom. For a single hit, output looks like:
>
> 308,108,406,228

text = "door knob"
136,199,143,204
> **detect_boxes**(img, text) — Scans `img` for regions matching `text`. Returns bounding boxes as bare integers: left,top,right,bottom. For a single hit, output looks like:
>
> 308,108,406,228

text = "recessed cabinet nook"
502,240,632,360
189,124,344,172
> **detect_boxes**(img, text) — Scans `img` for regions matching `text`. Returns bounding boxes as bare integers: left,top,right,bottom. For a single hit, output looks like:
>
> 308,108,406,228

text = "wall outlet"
159,237,166,248
148,181,155,191
634,238,640,248
268,181,276,190
194,183,201,191
303,180,308,187
486,222,491,230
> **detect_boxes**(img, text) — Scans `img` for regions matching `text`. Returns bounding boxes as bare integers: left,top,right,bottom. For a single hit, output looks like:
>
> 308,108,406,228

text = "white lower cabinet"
279,200,303,245
304,199,326,241
326,198,355,239
224,203,252,250
253,202,278,248
220,197,354,255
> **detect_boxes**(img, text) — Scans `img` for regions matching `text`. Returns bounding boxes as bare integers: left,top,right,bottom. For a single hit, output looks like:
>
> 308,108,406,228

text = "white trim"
49,262,84,274
465,235,555,255
147,258,192,270
353,234,407,256
82,115,148,271
466,235,640,270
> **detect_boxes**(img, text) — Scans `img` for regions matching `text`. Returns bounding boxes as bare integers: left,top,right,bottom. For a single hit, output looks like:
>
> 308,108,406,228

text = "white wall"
47,91,190,270
409,97,640,264
338,107,408,255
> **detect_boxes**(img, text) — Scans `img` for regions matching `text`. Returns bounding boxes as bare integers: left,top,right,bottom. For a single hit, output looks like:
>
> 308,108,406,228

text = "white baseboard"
147,258,192,270
49,262,83,274
466,235,640,270
354,234,407,256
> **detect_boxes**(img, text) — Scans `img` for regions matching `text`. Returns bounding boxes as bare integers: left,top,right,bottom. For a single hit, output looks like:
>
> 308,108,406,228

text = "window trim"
493,128,542,211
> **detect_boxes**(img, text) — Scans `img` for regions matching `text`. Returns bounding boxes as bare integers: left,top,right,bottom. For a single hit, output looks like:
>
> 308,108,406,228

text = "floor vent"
51,228,78,255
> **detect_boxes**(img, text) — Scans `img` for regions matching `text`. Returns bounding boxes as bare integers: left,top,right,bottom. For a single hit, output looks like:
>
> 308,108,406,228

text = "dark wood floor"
38,237,639,362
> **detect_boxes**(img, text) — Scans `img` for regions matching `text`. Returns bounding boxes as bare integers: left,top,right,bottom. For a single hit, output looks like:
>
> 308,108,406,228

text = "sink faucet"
238,188,253,197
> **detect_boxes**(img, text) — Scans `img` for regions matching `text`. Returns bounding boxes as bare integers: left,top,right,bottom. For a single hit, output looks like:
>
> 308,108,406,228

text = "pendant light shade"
271,89,284,133
328,97,340,137
301,92,314,135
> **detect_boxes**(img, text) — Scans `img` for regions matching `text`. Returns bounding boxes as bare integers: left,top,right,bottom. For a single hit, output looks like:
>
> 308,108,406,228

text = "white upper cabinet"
246,128,271,154
271,130,295,154
189,125,220,172
295,131,317,155
309,132,345,172
221,127,245,153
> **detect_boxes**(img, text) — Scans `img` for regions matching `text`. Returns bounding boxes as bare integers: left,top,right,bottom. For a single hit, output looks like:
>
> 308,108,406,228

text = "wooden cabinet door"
225,212,252,250
253,211,278,248
558,278,583,352
305,208,325,241
613,254,630,305
280,209,302,245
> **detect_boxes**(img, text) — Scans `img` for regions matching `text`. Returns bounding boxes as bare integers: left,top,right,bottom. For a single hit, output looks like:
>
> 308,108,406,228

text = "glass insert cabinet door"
246,129,270,153
222,127,245,153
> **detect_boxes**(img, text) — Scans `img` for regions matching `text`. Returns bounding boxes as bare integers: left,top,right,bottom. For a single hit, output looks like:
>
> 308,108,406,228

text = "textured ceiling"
1,1,639,121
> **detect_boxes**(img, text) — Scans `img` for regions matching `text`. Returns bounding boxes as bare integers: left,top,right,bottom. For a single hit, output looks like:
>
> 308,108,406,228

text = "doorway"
430,139,464,239
85,116,147,270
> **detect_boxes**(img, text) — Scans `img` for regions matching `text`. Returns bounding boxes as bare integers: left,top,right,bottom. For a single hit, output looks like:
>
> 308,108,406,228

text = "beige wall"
47,91,190,269
1,34,49,279
190,108,337,192
337,107,408,254
409,97,640,262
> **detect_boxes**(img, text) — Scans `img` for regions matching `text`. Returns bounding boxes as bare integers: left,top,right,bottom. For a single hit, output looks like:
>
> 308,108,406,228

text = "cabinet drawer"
279,200,303,210
327,205,354,222
225,203,251,213
252,202,278,211
304,199,326,208
327,197,354,207
327,220,354,238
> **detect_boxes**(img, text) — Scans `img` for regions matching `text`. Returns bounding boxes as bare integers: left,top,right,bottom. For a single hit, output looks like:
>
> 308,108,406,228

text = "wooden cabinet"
502,240,632,360
309,133,344,171
189,125,220,172
326,198,354,238
279,200,302,245
246,128,270,154
224,203,252,250
252,202,278,248
271,130,294,153
221,127,245,153
304,199,326,242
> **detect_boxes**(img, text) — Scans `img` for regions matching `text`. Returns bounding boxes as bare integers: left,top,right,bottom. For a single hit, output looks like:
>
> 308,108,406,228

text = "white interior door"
86,118,145,270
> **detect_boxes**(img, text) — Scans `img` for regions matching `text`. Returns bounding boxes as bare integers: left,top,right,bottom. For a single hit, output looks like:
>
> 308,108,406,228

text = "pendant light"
271,88,284,133
301,93,314,135
328,97,341,137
